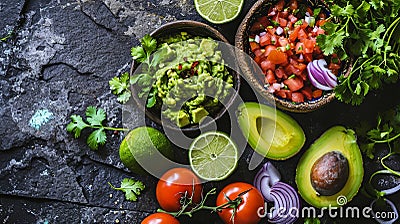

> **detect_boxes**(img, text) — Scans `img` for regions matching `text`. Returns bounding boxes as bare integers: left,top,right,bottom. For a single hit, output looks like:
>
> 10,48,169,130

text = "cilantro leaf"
86,106,106,126
67,106,127,150
131,46,146,63
317,30,345,55
66,115,90,138
141,34,157,55
87,128,106,150
108,178,145,202
109,72,132,104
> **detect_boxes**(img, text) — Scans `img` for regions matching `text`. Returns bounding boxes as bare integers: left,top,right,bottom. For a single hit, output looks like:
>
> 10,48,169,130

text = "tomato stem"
157,188,252,219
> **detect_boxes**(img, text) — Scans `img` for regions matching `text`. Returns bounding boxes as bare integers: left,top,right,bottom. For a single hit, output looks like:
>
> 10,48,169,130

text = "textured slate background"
0,0,399,223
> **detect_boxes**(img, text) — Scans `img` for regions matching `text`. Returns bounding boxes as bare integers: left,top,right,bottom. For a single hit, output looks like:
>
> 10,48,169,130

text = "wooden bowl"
235,0,351,113
130,20,241,132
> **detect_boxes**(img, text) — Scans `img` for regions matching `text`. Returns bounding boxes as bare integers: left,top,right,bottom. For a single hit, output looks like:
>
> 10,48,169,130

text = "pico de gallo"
249,0,341,103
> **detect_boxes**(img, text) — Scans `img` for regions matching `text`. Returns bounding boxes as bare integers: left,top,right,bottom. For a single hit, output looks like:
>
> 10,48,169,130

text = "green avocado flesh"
296,126,364,208
237,102,305,160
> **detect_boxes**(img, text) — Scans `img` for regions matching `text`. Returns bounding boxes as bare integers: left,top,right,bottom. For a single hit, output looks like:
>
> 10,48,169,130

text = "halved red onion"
254,162,281,201
371,198,399,224
254,163,300,224
307,59,338,90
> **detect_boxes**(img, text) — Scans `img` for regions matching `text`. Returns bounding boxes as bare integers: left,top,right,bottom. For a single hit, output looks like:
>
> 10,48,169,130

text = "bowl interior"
130,20,240,132
235,0,348,113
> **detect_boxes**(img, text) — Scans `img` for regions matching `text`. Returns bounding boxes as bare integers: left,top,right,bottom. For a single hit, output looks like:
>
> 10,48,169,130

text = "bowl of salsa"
235,0,351,112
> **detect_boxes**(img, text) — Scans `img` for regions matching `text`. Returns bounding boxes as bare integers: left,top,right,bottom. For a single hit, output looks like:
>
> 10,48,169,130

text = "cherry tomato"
216,182,265,224
156,168,202,212
141,213,180,224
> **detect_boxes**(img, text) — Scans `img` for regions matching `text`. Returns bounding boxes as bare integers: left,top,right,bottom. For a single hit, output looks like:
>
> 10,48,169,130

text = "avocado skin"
237,102,305,160
296,126,364,208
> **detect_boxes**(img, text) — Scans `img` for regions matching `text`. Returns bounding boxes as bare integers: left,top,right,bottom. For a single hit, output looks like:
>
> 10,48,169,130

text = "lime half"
194,0,244,24
189,131,238,181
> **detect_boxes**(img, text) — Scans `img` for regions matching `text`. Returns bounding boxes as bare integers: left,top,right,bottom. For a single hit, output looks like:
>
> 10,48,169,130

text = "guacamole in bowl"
130,21,240,131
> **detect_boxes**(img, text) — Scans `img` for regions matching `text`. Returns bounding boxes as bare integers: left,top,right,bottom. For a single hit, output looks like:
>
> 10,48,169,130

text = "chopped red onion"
276,27,284,35
260,32,267,37
255,35,260,43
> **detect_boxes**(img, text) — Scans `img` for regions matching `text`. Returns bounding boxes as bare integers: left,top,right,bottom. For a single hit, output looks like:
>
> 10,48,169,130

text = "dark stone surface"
0,0,399,223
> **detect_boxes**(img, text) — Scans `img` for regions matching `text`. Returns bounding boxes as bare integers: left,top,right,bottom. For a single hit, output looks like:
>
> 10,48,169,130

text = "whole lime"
119,127,173,174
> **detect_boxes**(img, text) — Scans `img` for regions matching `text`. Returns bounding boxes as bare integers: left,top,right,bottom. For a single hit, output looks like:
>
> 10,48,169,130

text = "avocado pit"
310,151,349,196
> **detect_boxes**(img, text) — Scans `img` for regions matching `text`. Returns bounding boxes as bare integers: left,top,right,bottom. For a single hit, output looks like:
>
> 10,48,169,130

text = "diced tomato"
267,50,288,64
314,27,325,36
301,86,313,100
261,60,276,72
279,11,289,19
303,39,315,54
289,26,300,42
293,61,307,72
278,37,289,47
283,77,304,91
288,14,298,23
301,20,309,29
291,92,304,103
254,55,263,64
264,45,277,57
279,18,288,27
254,49,265,57
250,42,260,51
312,89,323,98
303,53,313,62
275,0,285,11
276,89,292,99
286,50,294,57
298,70,307,80
298,29,307,39
288,0,298,10
295,42,304,54
275,67,286,79
265,69,277,84
267,27,277,35
284,64,301,76
259,34,271,46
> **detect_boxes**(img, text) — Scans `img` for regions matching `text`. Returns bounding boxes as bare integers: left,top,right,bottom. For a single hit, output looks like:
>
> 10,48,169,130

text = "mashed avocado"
147,32,234,127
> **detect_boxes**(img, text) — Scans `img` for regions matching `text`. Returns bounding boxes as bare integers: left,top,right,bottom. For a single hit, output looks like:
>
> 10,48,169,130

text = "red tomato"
265,69,277,84
216,182,265,224
261,60,276,72
279,18,288,27
275,67,287,79
289,26,300,42
313,89,323,98
250,42,260,51
284,77,304,91
292,92,305,103
276,89,292,99
298,29,307,40
141,213,180,224
275,0,285,11
264,45,277,57
267,50,288,64
278,37,289,47
156,168,202,212
259,34,271,46
301,87,313,100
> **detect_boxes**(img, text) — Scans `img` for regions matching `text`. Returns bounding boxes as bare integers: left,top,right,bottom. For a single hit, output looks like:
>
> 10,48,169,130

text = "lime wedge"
189,131,238,181
194,0,244,24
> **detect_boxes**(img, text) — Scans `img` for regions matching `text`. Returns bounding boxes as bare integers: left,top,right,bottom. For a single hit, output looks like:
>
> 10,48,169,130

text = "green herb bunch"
317,0,400,105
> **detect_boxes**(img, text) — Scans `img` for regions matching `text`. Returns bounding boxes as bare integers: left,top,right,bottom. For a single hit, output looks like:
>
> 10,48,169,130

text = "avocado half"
296,126,364,208
237,102,305,160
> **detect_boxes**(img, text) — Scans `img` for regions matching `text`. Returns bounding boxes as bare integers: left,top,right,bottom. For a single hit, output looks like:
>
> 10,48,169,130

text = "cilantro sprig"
318,0,400,105
110,34,159,107
108,178,145,202
357,104,400,198
66,106,128,150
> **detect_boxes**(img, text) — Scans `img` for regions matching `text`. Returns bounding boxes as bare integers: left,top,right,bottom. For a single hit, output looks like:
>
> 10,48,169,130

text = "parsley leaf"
108,178,145,202
86,106,106,126
131,46,146,63
87,128,106,150
141,34,157,55
66,115,89,138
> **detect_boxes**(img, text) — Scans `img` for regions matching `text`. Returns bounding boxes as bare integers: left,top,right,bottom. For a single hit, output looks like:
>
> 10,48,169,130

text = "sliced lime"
194,0,244,24
189,131,238,181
